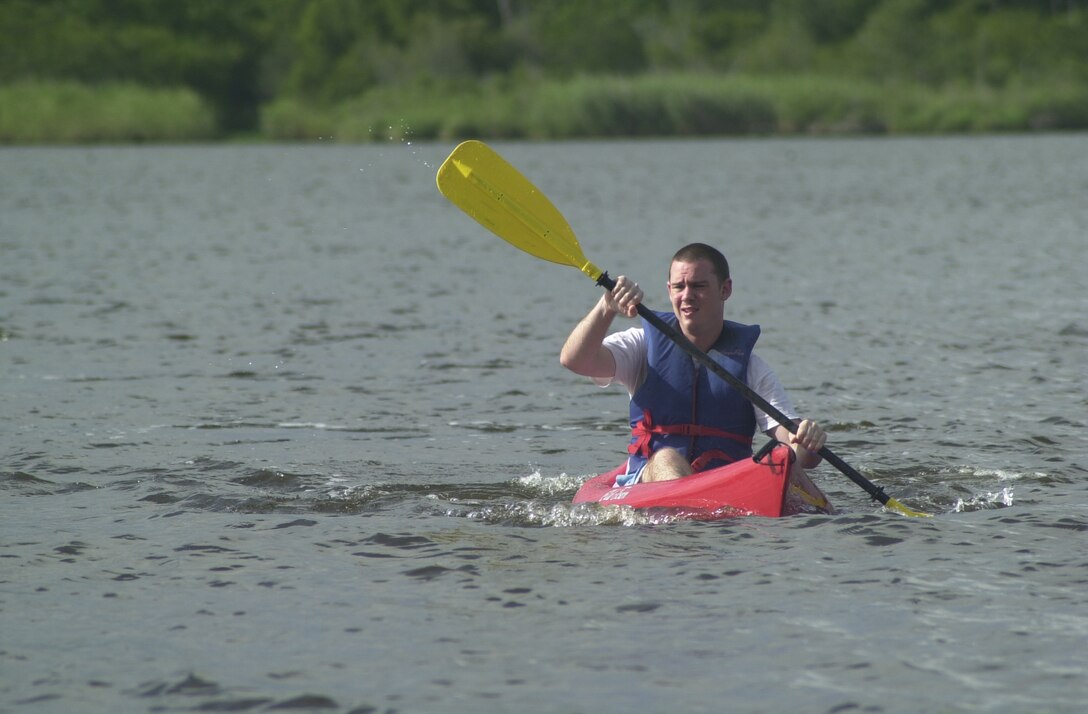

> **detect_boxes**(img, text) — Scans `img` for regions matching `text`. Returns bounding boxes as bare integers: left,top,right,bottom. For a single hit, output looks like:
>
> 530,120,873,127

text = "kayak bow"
573,443,809,518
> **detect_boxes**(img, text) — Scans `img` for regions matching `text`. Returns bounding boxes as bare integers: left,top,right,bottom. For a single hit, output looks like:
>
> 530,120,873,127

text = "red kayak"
572,442,797,518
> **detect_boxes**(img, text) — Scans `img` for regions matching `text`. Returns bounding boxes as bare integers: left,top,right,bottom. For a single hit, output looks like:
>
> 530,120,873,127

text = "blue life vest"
626,310,760,476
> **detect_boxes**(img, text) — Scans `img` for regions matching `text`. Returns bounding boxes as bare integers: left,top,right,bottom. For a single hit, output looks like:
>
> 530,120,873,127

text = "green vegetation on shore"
2,0,1086,144
261,73,1088,142
5,74,1086,145
0,81,215,143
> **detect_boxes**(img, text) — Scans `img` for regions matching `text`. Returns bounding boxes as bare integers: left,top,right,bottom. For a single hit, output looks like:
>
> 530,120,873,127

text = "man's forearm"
560,295,617,377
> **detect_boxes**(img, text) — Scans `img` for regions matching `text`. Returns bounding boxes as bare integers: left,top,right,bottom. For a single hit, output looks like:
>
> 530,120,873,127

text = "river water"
2,135,1086,713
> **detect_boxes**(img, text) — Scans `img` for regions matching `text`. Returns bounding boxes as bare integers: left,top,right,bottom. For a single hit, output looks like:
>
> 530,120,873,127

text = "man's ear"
721,278,733,301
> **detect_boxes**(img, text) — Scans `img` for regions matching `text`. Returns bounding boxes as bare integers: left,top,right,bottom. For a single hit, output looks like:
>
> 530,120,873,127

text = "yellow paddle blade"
436,140,603,281
885,498,932,518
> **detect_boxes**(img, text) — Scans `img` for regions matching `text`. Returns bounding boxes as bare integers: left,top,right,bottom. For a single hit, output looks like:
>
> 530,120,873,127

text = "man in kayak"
560,242,832,512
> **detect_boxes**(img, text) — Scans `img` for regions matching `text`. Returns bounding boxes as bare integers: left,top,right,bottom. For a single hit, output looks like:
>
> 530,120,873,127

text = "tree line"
1,0,1085,139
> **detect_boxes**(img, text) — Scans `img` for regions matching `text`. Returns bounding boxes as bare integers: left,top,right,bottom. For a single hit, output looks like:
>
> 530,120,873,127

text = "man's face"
668,258,732,339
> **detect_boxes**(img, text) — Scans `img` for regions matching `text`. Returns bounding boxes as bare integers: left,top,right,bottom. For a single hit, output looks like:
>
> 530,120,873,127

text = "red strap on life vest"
628,410,753,458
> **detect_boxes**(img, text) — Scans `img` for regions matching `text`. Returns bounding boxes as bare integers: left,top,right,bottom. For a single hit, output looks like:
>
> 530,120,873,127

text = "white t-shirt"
594,326,798,435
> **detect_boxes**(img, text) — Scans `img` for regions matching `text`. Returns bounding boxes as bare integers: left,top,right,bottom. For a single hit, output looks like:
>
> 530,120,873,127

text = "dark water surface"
2,136,1086,713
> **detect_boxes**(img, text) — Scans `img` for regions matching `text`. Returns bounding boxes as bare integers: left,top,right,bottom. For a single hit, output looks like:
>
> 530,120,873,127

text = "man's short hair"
671,243,730,283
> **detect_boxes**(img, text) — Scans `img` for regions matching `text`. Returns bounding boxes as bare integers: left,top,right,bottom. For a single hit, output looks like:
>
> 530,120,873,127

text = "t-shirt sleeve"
747,352,799,434
593,326,646,394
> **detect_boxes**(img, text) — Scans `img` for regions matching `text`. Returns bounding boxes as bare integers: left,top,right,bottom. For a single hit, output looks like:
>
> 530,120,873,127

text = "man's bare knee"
642,448,692,482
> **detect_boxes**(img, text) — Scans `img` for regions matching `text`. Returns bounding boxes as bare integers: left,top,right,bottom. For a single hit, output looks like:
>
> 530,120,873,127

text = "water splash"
952,486,1015,512
514,470,586,497
956,466,1039,481
454,499,700,528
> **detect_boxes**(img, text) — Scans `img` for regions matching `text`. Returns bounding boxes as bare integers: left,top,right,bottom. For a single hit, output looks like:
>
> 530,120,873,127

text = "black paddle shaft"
595,272,892,506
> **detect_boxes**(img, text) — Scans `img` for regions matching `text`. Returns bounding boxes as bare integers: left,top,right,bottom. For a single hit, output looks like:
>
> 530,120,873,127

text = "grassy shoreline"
0,81,217,144
4,75,1087,145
